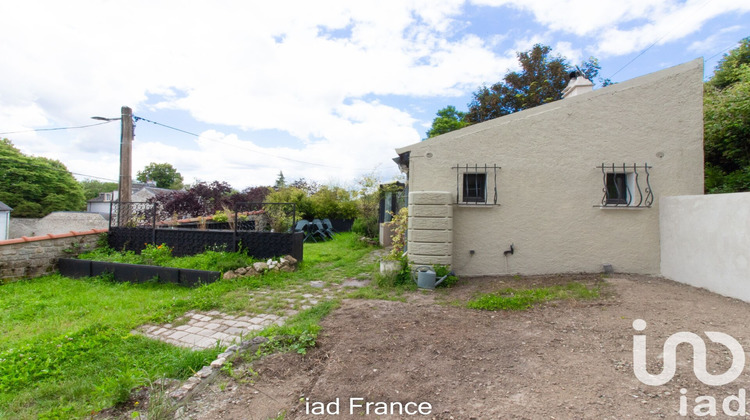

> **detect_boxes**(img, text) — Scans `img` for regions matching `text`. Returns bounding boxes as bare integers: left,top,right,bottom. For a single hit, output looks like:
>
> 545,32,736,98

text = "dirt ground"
177,274,750,419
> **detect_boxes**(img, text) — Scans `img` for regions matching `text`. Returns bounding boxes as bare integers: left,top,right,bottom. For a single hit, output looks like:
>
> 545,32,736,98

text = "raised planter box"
58,258,220,287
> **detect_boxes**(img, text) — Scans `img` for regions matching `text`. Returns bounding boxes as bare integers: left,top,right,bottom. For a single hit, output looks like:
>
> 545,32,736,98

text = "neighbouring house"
0,201,11,240
86,182,174,217
394,58,704,276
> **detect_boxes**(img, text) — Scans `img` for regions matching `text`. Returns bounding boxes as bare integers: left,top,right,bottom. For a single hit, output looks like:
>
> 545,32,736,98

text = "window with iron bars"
452,164,500,205
597,163,653,207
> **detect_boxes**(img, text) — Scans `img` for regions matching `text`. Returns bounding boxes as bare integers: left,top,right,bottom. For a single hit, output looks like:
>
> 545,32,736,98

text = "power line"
607,0,714,80
72,173,118,182
0,121,113,136
133,115,369,170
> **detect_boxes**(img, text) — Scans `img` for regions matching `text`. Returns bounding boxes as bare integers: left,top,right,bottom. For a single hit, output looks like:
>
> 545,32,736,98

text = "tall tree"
0,138,86,217
704,37,750,193
136,162,184,189
79,179,119,200
466,44,602,123
426,106,469,138
274,171,286,190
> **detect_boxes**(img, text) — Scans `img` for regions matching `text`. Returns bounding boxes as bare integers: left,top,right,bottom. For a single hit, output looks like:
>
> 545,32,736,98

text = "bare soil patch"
179,274,750,419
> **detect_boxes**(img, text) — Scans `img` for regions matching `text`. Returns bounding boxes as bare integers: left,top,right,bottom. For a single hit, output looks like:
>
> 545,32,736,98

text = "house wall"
660,193,750,302
0,229,106,282
0,211,8,240
398,59,704,276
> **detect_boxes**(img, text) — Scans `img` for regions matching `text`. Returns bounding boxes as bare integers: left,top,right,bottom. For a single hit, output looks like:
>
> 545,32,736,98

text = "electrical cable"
0,121,113,136
133,115,374,171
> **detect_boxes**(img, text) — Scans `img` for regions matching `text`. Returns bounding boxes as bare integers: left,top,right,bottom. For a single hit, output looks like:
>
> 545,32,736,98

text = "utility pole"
119,106,133,206
118,106,134,226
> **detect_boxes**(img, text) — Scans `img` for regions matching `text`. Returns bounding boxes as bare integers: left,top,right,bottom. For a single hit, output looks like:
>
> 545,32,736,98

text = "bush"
351,217,378,238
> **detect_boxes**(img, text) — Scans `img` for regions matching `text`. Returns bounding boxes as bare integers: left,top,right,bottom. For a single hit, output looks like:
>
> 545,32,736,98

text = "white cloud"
473,0,750,55
1,0,748,191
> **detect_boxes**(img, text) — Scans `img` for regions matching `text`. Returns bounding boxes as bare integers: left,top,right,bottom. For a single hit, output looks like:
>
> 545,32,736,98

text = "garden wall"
108,227,304,261
660,192,750,303
0,229,106,282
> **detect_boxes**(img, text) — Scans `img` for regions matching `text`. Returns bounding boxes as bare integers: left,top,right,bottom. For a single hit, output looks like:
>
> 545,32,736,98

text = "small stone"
235,267,247,275
310,281,325,288
223,271,237,280
283,255,298,265
244,267,259,276
253,262,268,272
210,358,226,368
251,336,268,345
196,366,213,378
170,388,188,400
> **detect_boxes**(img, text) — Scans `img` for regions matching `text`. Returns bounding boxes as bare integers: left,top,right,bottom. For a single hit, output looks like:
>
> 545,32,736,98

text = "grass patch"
79,244,257,273
467,282,600,311
256,300,340,355
0,232,378,418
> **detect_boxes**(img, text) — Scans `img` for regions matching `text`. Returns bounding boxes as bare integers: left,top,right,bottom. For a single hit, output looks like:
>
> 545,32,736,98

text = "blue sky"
1,1,748,190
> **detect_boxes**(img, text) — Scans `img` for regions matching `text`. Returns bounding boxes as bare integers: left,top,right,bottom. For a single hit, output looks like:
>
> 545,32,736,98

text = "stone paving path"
135,277,371,350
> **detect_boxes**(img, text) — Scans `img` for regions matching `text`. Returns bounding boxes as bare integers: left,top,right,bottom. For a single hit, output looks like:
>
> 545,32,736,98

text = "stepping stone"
310,281,325,288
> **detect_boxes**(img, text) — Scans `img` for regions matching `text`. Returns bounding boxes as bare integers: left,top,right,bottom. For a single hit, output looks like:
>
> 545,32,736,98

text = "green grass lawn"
0,232,377,419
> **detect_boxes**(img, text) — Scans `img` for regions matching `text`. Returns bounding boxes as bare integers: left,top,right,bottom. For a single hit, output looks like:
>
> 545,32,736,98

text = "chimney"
562,70,593,99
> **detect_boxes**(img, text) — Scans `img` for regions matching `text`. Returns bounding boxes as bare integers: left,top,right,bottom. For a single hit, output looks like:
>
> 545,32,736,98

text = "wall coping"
0,228,108,246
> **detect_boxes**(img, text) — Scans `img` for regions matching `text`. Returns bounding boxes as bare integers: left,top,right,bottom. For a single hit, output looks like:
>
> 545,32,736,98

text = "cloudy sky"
1,1,748,190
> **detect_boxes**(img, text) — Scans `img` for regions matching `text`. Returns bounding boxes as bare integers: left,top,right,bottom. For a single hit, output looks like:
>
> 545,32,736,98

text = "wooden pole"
119,106,133,226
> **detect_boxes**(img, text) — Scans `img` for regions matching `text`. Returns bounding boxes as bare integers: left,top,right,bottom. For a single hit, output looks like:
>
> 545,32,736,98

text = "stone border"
169,336,269,401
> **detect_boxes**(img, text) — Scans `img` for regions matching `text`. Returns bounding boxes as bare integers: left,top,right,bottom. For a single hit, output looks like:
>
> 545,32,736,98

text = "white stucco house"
394,58,704,276
87,182,174,216
0,201,12,240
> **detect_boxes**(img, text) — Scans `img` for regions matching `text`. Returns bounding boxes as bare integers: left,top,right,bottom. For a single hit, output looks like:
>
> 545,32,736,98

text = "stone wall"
0,229,107,282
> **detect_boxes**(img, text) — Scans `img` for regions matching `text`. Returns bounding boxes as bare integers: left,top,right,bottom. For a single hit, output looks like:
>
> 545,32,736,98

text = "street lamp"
92,106,133,226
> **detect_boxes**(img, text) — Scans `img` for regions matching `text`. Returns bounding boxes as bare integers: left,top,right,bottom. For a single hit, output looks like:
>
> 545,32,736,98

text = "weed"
467,282,601,311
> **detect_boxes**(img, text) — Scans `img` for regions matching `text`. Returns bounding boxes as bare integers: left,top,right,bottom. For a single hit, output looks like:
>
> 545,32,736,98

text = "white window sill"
596,205,650,210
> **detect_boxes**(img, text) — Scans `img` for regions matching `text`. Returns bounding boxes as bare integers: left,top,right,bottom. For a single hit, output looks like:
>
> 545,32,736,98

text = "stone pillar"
407,191,453,267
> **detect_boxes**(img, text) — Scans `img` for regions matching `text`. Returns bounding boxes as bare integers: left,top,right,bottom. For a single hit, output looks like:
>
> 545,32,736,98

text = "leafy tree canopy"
426,106,469,138
704,38,750,193
136,162,184,189
79,179,119,200
0,138,86,217
466,44,604,123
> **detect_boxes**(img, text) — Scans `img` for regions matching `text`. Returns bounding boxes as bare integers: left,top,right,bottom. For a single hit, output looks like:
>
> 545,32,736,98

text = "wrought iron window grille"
596,163,653,208
452,164,500,205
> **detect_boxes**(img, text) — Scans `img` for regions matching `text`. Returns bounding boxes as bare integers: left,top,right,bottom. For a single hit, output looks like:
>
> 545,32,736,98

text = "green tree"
704,38,750,193
274,171,286,190
466,44,603,123
136,162,184,189
0,138,86,217
426,105,470,138
79,179,119,200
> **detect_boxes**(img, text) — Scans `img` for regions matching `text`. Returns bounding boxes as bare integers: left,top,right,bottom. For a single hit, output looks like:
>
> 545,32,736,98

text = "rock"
195,366,213,378
210,357,226,368
244,267,259,276
223,271,237,280
280,265,295,272
251,336,269,345
235,267,247,275
283,255,298,266
267,259,273,265
253,262,268,272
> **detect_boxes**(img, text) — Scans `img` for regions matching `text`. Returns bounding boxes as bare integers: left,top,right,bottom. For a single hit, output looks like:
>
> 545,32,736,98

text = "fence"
108,202,303,260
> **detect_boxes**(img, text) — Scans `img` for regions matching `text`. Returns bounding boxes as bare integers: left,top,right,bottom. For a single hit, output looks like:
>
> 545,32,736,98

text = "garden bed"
58,259,220,287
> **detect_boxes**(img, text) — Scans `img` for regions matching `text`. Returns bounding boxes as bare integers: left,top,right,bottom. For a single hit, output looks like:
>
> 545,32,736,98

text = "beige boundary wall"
396,59,705,276
660,193,750,303
0,229,106,282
